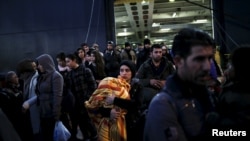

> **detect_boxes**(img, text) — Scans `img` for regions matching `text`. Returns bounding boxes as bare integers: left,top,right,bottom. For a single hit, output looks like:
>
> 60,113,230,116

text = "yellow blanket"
85,76,130,141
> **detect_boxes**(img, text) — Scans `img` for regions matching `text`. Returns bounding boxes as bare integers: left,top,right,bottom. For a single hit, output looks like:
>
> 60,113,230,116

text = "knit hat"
125,42,130,47
144,39,151,45
107,41,114,48
107,41,114,45
119,60,136,78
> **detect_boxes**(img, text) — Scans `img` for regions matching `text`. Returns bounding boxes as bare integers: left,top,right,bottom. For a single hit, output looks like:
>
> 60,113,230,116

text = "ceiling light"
160,28,170,31
154,39,166,42
152,23,160,27
141,0,149,5
172,12,177,17
145,35,148,38
117,32,134,36
169,0,175,2
193,19,208,23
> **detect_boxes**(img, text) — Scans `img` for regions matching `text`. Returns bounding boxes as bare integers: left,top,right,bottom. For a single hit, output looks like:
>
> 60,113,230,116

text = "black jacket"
144,74,215,141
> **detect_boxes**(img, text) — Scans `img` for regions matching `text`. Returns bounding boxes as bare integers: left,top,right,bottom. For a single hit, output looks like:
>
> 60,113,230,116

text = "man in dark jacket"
135,44,175,106
66,54,98,141
136,39,151,70
103,41,121,77
144,28,216,141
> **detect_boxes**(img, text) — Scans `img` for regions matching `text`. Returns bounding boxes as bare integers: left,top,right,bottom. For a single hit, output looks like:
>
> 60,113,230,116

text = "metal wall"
0,0,115,72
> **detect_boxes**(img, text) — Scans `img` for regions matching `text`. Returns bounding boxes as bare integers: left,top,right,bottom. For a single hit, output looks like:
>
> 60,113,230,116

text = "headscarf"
119,60,136,78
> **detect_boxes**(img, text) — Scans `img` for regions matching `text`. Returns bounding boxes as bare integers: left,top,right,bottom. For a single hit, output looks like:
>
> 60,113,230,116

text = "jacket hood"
36,54,55,73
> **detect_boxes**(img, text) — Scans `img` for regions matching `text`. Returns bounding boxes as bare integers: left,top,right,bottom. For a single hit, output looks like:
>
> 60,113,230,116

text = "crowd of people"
0,27,250,141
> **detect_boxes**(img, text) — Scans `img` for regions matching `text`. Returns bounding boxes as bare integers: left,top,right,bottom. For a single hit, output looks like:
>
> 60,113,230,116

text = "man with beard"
135,44,175,106
120,42,137,64
144,28,217,141
136,39,151,70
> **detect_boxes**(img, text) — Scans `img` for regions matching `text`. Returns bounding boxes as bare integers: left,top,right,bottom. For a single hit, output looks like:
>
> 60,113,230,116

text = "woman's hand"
110,108,120,121
105,94,115,105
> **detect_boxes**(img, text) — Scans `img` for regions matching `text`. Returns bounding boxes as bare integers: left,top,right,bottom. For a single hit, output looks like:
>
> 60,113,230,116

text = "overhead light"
145,35,148,38
169,0,175,2
154,39,166,42
172,12,177,17
117,32,134,36
160,28,170,31
141,0,149,5
193,19,208,23
152,23,160,27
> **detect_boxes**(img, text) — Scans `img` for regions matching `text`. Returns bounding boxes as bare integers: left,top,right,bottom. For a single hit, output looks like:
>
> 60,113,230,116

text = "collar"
163,73,208,99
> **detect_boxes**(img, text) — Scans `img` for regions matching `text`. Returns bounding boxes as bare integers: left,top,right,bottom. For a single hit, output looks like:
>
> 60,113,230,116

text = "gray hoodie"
36,54,63,120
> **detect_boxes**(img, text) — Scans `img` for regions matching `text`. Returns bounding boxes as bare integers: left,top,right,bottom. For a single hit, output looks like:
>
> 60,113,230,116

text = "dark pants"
71,106,97,140
60,112,73,135
40,117,56,141
127,122,144,141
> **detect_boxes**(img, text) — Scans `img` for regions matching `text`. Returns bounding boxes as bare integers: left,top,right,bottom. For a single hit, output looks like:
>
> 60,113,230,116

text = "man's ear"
173,55,182,66
150,52,153,58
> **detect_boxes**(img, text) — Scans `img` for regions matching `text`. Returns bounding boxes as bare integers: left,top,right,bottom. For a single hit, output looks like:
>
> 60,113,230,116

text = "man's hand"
150,79,165,89
22,101,30,110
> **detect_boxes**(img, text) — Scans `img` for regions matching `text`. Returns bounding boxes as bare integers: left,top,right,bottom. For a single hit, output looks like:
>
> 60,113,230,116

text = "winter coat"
36,54,63,120
144,74,215,141
23,71,41,134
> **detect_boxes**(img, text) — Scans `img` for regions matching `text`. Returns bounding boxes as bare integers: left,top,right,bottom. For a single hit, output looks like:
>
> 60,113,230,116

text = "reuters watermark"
212,129,247,136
